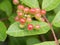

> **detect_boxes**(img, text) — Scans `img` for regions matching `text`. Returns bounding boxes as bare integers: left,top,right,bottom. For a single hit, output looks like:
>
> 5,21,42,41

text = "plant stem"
43,15,59,45
0,18,8,21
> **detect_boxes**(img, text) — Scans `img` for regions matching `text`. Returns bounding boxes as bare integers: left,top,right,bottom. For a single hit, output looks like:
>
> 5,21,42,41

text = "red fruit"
29,8,36,14
13,0,19,5
41,10,46,15
24,7,29,13
15,16,19,21
28,24,34,30
35,8,40,13
35,25,40,29
35,13,41,19
17,5,24,10
17,12,23,16
27,17,32,22
19,18,26,24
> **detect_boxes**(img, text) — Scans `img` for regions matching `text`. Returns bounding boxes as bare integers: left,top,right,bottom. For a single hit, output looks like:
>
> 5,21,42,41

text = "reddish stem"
0,18,8,21
43,15,59,45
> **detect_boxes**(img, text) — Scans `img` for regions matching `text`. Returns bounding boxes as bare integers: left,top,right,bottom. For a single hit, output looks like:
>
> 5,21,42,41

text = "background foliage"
0,0,60,45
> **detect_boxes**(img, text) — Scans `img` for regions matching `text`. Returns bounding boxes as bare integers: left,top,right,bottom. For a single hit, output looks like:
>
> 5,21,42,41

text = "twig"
43,15,59,45
0,18,8,21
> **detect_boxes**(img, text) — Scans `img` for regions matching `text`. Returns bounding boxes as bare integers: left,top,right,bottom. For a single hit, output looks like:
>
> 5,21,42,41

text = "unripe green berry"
19,24,25,28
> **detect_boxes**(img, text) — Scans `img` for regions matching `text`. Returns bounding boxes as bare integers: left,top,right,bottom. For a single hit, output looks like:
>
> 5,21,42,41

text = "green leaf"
46,11,55,22
0,21,7,41
27,37,40,45
52,11,60,27
34,41,56,45
9,13,16,24
9,15,15,24
42,0,60,11
58,39,60,43
8,37,26,45
20,0,39,8
54,4,60,13
0,0,12,16
6,21,50,37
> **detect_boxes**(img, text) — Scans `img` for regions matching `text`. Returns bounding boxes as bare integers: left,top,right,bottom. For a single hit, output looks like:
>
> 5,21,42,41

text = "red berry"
28,24,34,30
17,5,24,10
13,0,19,5
19,18,26,24
35,13,41,19
41,10,46,15
15,16,19,21
35,25,40,29
24,7,29,13
29,8,36,14
35,8,40,13
17,12,23,16
27,17,32,22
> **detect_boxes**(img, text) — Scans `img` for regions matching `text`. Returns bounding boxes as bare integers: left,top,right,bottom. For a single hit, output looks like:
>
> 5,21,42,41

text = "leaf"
54,4,60,13
6,21,50,37
0,21,7,41
42,0,60,11
0,0,12,16
0,10,7,19
20,0,39,8
9,16,15,24
58,39,60,43
34,41,56,45
52,11,60,27
9,13,16,24
46,11,55,22
8,37,26,45
27,37,40,45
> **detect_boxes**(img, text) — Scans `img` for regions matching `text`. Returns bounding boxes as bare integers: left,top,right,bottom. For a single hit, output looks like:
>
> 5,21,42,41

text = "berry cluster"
13,0,46,30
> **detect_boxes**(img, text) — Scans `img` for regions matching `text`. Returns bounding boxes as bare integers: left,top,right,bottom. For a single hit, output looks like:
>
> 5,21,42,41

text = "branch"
43,15,59,45
0,17,8,21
